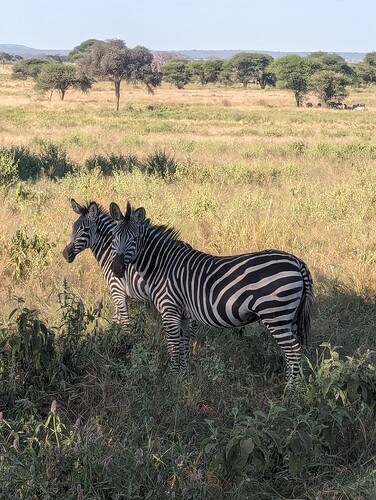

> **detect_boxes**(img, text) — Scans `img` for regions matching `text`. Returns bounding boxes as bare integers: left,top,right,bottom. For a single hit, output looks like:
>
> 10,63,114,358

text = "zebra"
109,202,314,380
62,199,149,327
63,200,197,355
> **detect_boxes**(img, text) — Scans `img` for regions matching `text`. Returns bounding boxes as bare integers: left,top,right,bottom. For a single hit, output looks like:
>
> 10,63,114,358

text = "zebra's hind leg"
178,317,198,372
267,325,302,381
163,313,184,374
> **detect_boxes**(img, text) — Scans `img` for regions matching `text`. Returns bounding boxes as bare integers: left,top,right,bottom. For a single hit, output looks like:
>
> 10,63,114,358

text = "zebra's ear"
110,202,124,222
88,202,99,219
124,201,132,221
71,199,86,215
134,207,146,223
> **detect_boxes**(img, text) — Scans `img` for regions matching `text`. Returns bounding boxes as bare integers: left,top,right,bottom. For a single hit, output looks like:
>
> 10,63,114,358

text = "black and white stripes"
63,199,149,327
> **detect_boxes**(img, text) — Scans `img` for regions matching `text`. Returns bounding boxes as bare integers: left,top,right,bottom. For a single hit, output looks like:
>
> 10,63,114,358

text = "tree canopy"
271,55,309,106
67,39,101,62
35,62,92,100
189,60,223,86
78,39,159,110
12,58,49,80
161,60,192,89
309,70,350,105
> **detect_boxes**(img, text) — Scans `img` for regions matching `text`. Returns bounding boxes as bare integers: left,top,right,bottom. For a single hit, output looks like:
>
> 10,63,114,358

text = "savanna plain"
0,66,375,499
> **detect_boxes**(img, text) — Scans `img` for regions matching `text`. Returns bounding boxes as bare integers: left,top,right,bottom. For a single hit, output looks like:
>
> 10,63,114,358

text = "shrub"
10,226,52,279
84,153,140,175
0,150,19,190
202,345,376,480
37,140,74,179
141,149,177,178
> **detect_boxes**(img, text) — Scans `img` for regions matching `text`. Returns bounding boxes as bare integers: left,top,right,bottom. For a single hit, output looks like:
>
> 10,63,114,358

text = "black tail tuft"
297,260,314,347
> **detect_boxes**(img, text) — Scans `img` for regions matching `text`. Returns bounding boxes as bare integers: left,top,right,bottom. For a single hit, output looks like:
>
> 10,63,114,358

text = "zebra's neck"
91,212,116,269
134,224,187,281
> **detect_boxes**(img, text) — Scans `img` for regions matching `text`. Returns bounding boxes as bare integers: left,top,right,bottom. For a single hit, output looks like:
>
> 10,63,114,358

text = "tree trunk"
114,80,121,111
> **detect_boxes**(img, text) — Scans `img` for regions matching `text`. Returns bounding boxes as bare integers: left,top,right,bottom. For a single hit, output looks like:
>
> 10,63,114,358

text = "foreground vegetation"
0,68,375,498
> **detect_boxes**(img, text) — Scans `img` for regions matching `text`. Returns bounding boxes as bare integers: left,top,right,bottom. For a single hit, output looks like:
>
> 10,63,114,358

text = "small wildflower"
76,484,83,500
13,437,19,450
134,448,144,462
197,467,203,480
171,491,176,499
50,400,58,414
75,418,81,427
101,455,113,468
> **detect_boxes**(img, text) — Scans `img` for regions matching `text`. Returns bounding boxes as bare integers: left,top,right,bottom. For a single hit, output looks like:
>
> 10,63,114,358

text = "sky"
2,0,375,54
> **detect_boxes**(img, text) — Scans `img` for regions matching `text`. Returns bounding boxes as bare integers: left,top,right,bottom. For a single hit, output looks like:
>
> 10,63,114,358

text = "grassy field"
0,66,375,499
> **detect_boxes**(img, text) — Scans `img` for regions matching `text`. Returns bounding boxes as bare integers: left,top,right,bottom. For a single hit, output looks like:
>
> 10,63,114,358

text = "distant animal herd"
306,101,366,110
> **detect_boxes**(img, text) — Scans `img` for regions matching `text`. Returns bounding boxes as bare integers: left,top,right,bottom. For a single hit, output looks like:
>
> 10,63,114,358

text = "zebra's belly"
189,304,259,328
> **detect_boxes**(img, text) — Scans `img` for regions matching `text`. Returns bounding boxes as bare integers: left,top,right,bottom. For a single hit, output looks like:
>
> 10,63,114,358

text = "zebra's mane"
146,219,184,246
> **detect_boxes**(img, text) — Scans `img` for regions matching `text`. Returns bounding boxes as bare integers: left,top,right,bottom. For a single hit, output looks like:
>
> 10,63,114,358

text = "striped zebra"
109,202,314,380
63,200,197,354
62,199,149,327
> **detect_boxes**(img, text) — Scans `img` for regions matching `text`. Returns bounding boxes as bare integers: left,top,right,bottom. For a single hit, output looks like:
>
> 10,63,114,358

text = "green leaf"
298,430,312,453
240,437,254,457
289,436,301,454
289,452,305,476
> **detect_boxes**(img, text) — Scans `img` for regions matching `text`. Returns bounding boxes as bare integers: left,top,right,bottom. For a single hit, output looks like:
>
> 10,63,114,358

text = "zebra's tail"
296,260,313,347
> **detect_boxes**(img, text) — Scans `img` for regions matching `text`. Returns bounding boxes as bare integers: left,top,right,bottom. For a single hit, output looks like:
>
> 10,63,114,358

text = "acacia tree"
354,52,376,86
161,60,192,89
35,62,92,100
306,52,354,77
309,70,350,105
189,60,223,85
79,39,159,110
271,55,309,106
128,45,162,93
12,58,49,80
67,39,100,62
229,53,258,87
354,62,376,86
0,52,12,67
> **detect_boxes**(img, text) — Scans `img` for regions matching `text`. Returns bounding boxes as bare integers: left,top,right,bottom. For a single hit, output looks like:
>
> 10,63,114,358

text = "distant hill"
0,44,365,62
0,44,69,56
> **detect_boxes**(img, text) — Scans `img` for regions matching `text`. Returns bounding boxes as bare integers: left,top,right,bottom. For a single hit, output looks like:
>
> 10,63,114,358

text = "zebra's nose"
112,254,125,278
63,242,75,263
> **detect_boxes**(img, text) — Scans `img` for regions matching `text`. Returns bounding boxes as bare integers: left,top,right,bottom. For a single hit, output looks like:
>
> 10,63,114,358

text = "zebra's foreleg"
179,318,192,372
111,295,129,328
162,313,184,374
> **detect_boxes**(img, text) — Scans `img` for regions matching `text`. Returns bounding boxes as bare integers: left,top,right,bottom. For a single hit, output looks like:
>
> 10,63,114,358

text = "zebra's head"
63,199,99,263
109,201,146,278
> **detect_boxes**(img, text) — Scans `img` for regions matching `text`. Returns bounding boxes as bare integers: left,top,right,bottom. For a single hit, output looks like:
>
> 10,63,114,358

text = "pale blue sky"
2,0,375,53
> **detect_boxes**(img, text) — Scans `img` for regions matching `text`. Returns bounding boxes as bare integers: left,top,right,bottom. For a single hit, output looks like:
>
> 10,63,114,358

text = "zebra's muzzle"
63,242,76,263
112,254,126,278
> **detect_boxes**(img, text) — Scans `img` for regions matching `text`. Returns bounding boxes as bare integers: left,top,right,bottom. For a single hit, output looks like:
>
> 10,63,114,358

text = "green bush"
202,344,376,480
0,150,19,190
10,226,52,279
85,153,140,175
141,149,177,178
